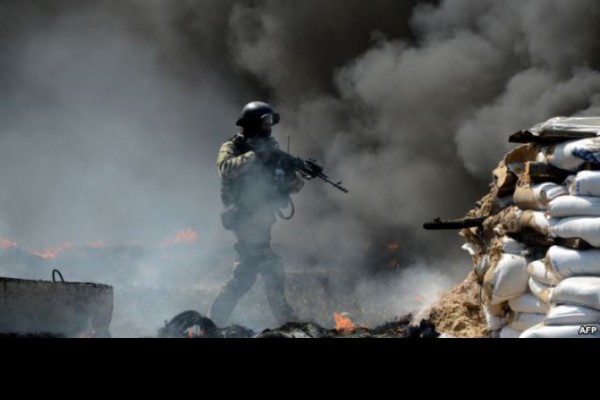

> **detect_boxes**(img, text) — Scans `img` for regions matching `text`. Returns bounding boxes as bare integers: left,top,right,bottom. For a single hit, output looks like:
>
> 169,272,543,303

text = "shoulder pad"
228,133,249,152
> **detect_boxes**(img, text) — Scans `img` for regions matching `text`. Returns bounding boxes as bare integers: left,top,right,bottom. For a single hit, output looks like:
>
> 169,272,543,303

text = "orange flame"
388,243,400,252
33,242,73,260
389,259,401,269
161,229,199,248
333,312,356,333
0,237,18,250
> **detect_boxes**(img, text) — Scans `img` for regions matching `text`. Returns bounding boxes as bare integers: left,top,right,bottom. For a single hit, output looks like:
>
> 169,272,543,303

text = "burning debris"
157,310,439,339
333,312,356,334
0,229,201,265
426,117,600,338
33,242,74,260
161,229,199,248
0,238,18,250
0,226,446,338
157,310,254,338
0,229,205,282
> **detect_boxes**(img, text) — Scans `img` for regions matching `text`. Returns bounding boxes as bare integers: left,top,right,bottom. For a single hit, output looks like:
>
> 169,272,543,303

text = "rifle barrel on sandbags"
423,217,486,230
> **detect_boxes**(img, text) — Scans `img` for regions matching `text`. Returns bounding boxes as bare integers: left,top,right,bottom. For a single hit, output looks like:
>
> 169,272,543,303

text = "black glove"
254,145,275,162
248,139,276,163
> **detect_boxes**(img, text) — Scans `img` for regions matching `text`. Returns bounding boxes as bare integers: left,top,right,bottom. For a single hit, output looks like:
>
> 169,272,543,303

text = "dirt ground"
426,272,488,338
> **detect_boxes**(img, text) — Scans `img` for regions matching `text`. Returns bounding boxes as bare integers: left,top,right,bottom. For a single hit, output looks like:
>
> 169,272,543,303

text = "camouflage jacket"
217,133,304,210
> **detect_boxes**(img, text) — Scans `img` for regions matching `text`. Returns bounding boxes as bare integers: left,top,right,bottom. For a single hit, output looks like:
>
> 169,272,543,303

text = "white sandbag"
550,277,600,310
483,305,508,331
548,137,600,171
486,236,526,260
549,217,600,247
508,293,550,314
539,183,569,204
546,246,600,279
514,185,544,210
568,170,600,197
461,242,477,256
519,211,551,235
509,312,547,331
483,254,530,305
474,255,489,280
527,260,560,286
547,196,600,218
529,277,553,304
520,323,600,338
514,183,568,211
500,237,527,255
545,305,600,326
474,255,490,281
499,326,522,339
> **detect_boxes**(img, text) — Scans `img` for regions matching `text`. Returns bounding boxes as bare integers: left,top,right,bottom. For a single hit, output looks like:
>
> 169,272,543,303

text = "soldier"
210,101,304,327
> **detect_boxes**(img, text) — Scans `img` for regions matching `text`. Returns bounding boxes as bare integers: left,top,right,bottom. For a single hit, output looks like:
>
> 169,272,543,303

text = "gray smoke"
0,1,255,335
224,0,600,324
2,0,600,334
0,1,250,248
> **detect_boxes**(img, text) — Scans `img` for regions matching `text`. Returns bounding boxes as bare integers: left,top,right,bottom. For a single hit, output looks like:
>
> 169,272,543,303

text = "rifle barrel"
423,217,486,230
276,149,348,193
318,174,349,193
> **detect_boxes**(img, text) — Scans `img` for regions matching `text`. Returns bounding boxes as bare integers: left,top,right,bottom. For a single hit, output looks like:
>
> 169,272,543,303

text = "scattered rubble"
158,310,439,339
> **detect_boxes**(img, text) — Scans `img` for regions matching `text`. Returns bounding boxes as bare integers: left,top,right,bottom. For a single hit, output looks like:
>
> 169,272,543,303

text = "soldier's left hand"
251,142,274,162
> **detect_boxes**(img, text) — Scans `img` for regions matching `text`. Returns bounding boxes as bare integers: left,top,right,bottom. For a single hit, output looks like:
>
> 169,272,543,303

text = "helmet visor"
261,113,280,127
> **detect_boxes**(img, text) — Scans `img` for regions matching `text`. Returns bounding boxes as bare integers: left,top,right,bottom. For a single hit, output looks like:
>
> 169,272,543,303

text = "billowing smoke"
2,0,600,334
224,0,600,324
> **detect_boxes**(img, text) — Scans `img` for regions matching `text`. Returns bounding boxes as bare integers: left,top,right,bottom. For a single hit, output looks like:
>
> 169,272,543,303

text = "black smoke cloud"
2,0,600,330
228,0,424,98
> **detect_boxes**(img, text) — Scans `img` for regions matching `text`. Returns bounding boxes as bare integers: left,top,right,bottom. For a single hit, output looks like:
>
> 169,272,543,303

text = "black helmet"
236,101,280,128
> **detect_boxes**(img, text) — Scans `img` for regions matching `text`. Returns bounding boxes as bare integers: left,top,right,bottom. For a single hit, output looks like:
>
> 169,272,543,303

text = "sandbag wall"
461,135,600,338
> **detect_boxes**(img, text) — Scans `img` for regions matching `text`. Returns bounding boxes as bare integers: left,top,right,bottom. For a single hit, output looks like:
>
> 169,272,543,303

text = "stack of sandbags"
472,154,557,338
519,171,600,338
493,191,562,337
461,117,600,338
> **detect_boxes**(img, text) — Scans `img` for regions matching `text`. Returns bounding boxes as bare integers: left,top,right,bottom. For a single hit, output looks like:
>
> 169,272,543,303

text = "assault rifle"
255,144,349,194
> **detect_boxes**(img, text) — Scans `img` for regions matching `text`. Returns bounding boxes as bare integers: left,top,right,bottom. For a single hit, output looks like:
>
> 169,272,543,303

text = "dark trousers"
210,215,297,327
